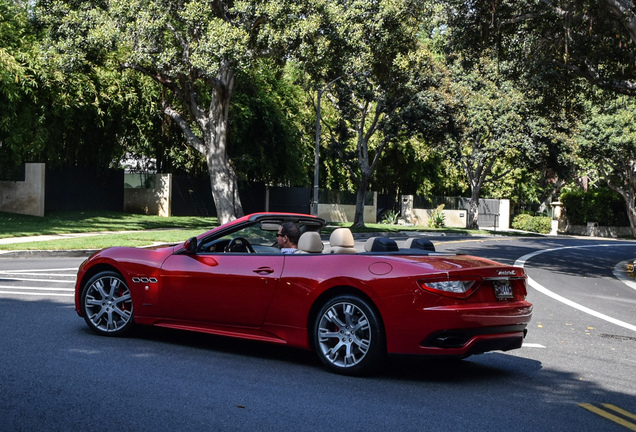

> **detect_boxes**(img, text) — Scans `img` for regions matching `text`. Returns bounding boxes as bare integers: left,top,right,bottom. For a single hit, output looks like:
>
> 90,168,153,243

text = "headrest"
297,231,323,253
364,237,398,252
403,237,435,251
329,228,355,247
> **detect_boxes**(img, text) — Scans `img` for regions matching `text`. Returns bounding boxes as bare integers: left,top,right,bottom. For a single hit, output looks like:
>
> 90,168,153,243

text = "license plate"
493,280,514,299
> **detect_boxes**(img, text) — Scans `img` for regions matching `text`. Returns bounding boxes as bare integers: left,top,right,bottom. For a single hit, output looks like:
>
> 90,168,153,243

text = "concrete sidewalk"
0,232,107,245
0,232,120,258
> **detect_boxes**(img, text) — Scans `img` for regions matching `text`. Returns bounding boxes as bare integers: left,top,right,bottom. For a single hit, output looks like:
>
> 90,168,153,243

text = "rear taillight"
418,279,476,298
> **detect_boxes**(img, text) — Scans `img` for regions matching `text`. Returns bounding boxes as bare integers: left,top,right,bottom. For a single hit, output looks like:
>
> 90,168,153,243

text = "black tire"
313,295,386,376
80,270,134,336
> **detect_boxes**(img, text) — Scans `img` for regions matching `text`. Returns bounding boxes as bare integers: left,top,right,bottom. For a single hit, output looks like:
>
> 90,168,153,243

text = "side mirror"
184,237,198,254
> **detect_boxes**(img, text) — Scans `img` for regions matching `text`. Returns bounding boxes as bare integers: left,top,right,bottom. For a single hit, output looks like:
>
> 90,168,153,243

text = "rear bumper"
382,299,533,356
417,325,527,357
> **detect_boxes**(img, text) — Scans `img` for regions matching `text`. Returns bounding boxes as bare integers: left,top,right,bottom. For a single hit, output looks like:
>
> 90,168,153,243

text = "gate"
478,199,501,228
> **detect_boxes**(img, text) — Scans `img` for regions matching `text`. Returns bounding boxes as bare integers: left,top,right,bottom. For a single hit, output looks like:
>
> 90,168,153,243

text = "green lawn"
0,210,501,251
0,211,216,239
0,229,205,250
0,211,216,250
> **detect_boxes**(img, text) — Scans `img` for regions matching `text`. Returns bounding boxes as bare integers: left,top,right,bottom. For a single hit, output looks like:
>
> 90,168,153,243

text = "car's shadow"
384,352,542,382
126,325,539,381
129,325,323,367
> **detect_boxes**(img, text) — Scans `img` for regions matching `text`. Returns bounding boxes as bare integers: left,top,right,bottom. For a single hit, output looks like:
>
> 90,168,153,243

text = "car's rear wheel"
314,295,385,375
81,271,134,336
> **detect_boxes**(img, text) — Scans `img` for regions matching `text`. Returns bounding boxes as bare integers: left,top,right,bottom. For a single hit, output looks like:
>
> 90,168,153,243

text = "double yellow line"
579,403,636,431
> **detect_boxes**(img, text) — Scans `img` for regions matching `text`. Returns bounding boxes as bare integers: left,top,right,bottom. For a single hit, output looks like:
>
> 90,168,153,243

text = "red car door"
158,253,284,327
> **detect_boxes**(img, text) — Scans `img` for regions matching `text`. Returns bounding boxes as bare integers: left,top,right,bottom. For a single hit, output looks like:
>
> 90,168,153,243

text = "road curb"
0,249,98,259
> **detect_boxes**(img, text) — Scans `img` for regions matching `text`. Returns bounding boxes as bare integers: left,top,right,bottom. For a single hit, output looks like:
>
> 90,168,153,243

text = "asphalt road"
0,236,635,431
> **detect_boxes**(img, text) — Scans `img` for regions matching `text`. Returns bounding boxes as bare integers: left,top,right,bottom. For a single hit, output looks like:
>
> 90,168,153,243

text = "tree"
440,0,636,99
37,0,319,223
229,61,312,186
442,55,534,229
305,0,443,227
0,0,40,177
578,96,636,234
439,1,636,223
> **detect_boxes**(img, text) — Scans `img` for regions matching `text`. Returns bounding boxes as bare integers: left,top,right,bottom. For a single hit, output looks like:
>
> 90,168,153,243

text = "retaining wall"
0,163,45,217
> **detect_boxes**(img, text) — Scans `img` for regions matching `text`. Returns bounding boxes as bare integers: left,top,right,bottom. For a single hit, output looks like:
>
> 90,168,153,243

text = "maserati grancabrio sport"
75,213,533,375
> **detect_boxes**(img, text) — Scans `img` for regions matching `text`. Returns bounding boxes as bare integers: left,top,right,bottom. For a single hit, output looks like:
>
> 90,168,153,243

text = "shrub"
512,214,551,234
381,209,399,225
428,204,446,228
560,188,629,226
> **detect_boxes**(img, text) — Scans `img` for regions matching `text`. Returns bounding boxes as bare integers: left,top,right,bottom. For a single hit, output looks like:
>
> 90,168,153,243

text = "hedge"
560,188,629,226
511,214,551,234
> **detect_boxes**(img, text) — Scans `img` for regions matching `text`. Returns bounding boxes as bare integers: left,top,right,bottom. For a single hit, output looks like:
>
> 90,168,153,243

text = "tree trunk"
468,186,481,229
627,200,636,237
161,64,244,225
612,187,636,237
353,177,369,228
203,67,243,225
206,152,243,225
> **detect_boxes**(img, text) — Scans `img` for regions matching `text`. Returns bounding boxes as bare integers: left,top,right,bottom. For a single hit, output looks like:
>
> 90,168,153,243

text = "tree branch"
559,60,636,96
603,0,636,45
163,103,206,155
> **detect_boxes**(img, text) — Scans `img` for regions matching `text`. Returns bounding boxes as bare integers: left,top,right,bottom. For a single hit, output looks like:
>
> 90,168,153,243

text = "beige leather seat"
297,231,324,253
328,228,357,254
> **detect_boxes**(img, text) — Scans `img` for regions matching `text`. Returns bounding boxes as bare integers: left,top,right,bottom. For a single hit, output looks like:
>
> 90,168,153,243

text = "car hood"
85,244,177,267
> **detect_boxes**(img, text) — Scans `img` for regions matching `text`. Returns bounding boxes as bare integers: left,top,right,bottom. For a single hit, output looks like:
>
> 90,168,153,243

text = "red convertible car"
75,213,532,375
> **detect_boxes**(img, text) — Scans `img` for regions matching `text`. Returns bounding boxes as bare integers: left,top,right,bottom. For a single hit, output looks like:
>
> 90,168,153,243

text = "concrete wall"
412,208,468,228
499,199,510,230
124,173,172,217
402,195,509,229
0,163,45,217
562,223,633,238
317,192,377,223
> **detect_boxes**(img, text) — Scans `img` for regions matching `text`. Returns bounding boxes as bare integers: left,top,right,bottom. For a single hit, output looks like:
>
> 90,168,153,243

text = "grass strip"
0,211,216,239
0,229,204,250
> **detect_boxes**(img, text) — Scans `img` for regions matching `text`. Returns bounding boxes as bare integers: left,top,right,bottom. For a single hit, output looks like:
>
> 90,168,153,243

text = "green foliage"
301,0,443,226
577,96,636,185
229,61,312,186
511,214,551,234
380,209,399,225
0,0,41,176
373,137,457,197
560,188,629,226
440,53,540,228
428,204,446,228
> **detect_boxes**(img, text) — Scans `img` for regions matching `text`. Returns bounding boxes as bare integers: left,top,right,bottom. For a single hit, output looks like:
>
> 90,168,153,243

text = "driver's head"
277,222,301,248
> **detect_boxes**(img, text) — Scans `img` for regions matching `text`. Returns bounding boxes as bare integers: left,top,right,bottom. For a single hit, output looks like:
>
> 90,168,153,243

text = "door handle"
253,267,275,275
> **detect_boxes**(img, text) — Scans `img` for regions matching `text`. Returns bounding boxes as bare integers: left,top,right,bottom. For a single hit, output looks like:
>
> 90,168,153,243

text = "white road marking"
0,268,77,299
0,277,75,283
0,291,74,297
0,268,76,274
0,285,74,291
522,343,546,348
515,244,636,334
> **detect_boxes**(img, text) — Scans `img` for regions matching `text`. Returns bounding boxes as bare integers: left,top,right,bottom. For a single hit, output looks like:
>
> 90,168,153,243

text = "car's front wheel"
81,270,134,336
314,295,385,375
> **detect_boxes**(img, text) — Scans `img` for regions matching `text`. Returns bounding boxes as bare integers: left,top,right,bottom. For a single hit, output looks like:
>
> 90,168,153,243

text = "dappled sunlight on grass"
0,229,204,250
0,211,216,239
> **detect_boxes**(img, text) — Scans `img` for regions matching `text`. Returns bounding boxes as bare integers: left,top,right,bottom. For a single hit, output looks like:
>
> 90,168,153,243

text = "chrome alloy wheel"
83,272,133,335
317,301,372,369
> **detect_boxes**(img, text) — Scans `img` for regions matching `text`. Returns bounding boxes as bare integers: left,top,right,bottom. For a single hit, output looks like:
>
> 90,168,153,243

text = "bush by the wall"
512,214,551,234
560,188,629,226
